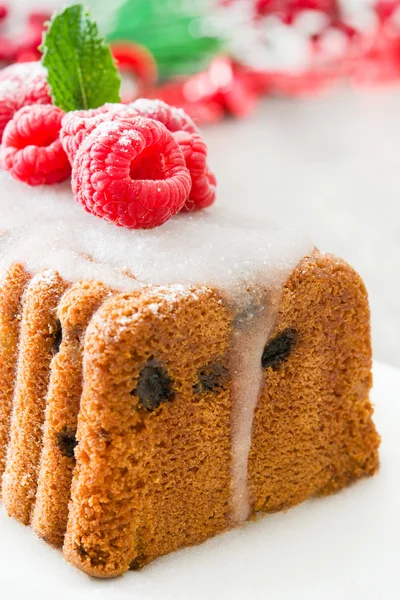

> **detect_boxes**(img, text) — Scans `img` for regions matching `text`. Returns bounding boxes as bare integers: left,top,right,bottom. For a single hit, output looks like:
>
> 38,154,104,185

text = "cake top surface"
0,170,312,297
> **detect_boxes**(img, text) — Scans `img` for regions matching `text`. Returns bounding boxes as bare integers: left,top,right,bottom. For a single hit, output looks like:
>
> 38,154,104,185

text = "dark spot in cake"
76,544,88,560
56,426,78,459
99,427,110,440
53,319,63,353
129,556,144,570
76,543,108,567
131,360,174,411
193,362,229,394
131,420,146,433
261,328,298,370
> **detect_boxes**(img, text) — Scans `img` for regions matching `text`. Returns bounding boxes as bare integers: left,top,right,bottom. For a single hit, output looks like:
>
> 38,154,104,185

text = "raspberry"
0,36,17,62
110,42,157,102
61,100,200,166
28,12,51,29
72,117,191,229
173,130,216,211
0,62,51,140
0,5,8,21
130,98,198,134
0,104,71,185
60,104,139,165
0,61,44,83
128,100,215,209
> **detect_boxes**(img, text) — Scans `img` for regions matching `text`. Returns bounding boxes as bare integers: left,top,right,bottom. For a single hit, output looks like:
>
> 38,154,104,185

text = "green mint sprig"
40,4,121,112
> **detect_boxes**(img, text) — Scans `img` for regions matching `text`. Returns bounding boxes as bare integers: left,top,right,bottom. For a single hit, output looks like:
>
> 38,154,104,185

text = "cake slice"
0,168,380,577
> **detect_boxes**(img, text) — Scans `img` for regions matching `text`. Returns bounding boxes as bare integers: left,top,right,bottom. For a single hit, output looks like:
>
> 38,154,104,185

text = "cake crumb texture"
0,264,30,492
249,253,380,511
1,270,67,524
63,286,233,577
32,281,111,547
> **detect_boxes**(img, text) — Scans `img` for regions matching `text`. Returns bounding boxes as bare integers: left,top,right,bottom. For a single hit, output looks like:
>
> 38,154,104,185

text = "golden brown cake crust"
32,281,111,547
0,264,30,492
2,270,68,525
63,286,233,577
248,253,380,512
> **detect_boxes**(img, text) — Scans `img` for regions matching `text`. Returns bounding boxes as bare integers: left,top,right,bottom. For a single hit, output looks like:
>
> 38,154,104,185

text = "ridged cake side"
2,271,67,524
248,254,379,512
63,286,233,577
0,264,30,491
0,253,380,578
32,281,111,547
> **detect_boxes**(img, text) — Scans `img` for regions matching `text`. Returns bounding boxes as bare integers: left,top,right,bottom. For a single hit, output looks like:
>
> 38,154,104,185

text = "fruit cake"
0,173,380,576
0,5,380,580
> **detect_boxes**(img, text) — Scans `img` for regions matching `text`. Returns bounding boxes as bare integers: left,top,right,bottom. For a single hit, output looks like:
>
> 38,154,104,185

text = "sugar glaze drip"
228,290,282,524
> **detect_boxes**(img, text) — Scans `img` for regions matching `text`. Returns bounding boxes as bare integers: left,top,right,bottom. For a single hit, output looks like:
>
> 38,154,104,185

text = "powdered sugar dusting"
0,170,311,294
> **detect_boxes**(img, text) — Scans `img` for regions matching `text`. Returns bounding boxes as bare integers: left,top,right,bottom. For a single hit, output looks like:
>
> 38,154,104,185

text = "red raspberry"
0,104,71,185
28,12,51,29
110,42,157,102
0,62,51,140
0,61,42,83
130,98,198,134
0,36,17,62
128,100,216,209
173,130,216,211
0,5,8,21
60,104,139,165
72,117,192,229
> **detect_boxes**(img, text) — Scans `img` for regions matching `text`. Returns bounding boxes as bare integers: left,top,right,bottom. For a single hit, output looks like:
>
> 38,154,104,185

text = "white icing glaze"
0,169,311,293
229,295,280,524
0,168,313,524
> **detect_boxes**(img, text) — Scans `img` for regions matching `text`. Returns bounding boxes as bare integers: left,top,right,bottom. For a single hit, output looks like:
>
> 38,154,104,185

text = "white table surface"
0,361,399,600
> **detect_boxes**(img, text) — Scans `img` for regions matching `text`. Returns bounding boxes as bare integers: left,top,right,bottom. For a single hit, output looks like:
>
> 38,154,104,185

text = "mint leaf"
41,4,121,111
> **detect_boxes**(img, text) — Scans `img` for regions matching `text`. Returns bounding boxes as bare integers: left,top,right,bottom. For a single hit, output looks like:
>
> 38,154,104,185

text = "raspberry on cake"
72,116,192,229
60,100,217,214
130,98,198,134
60,104,139,164
0,104,70,185
173,130,216,211
0,62,51,140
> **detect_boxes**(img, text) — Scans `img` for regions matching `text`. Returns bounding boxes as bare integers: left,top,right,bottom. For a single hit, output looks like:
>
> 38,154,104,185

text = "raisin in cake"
0,171,379,577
